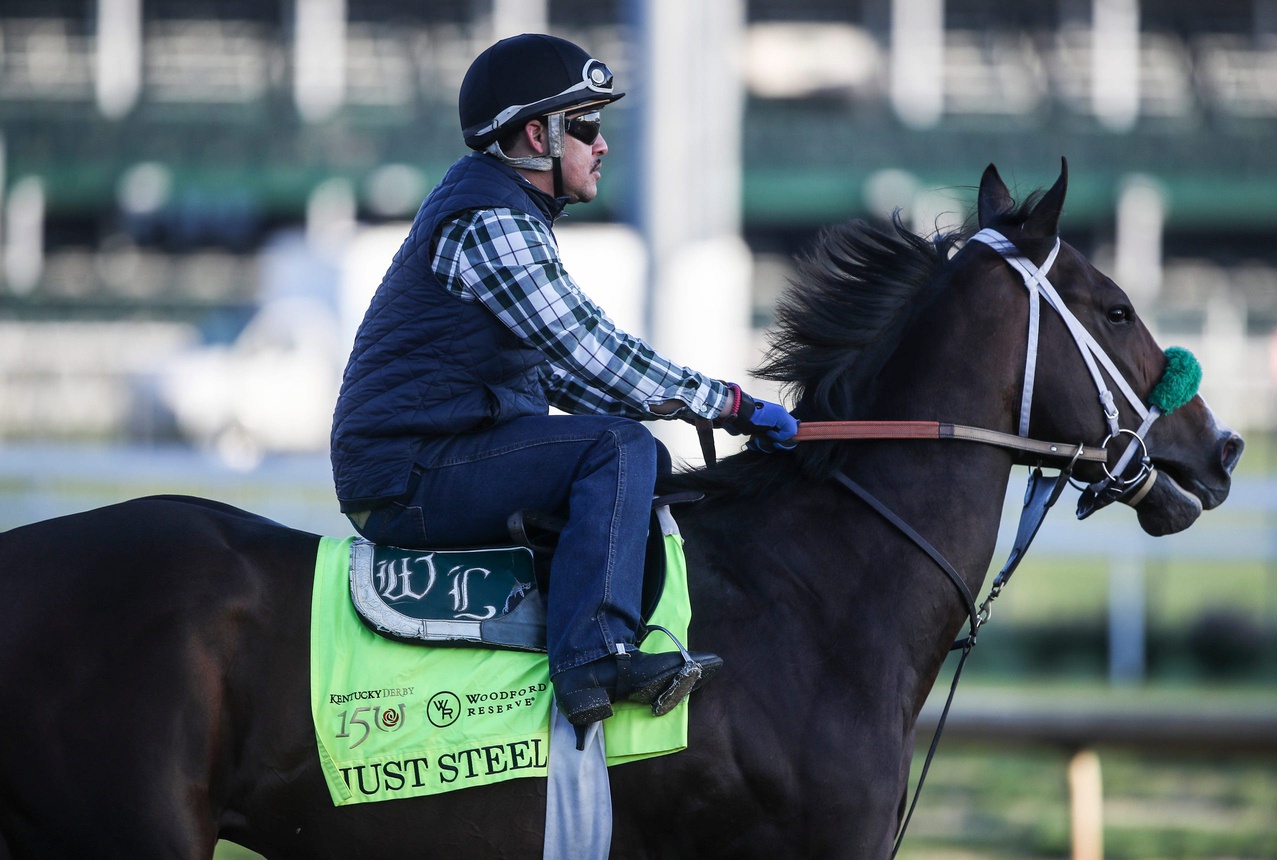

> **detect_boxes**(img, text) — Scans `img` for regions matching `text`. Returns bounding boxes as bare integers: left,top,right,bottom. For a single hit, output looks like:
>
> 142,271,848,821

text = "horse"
0,162,1243,859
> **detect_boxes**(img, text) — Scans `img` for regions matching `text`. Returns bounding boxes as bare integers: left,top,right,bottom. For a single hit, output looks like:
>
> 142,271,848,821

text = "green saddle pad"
310,510,694,805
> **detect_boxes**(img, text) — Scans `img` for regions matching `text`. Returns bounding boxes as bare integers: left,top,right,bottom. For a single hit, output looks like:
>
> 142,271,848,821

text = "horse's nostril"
1221,433,1245,474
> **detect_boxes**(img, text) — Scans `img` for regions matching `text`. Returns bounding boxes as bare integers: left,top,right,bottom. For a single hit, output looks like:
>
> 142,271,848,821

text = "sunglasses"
564,111,602,145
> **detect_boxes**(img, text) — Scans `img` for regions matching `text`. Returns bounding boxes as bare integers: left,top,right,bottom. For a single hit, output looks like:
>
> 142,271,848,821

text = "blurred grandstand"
1,0,1274,456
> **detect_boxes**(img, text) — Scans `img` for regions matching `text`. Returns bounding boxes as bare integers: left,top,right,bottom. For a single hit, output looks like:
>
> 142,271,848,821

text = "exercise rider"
330,34,799,728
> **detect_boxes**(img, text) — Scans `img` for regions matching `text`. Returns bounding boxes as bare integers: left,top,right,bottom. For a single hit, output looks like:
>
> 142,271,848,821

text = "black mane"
663,213,967,498
760,213,965,421
661,190,1061,499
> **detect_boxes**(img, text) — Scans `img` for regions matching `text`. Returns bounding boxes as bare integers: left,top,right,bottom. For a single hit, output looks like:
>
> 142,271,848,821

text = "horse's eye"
1107,305,1133,325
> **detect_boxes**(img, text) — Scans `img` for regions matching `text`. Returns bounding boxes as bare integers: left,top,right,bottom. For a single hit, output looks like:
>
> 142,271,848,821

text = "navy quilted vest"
331,153,564,510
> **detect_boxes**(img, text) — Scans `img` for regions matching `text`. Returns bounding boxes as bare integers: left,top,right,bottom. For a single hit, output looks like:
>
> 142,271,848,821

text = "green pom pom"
1148,346,1201,415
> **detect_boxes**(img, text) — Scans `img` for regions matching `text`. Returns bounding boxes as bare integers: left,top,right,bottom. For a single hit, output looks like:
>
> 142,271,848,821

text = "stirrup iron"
643,625,704,717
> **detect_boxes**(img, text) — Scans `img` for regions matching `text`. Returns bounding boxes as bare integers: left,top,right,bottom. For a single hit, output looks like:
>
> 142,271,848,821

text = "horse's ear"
977,164,1014,229
1023,157,1069,238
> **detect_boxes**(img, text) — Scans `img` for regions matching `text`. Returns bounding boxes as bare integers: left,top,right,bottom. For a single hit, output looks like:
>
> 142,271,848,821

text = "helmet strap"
483,140,552,172
482,112,565,183
546,112,565,158
547,112,566,197
552,159,564,198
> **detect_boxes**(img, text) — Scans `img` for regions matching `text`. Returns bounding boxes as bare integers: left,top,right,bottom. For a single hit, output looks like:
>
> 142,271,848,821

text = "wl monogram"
373,553,497,620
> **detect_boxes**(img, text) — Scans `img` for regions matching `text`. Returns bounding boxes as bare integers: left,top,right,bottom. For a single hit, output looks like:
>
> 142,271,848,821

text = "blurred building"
1,0,1274,453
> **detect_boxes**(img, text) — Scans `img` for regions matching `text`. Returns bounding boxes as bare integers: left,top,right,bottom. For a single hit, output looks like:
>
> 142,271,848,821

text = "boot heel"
557,686,613,726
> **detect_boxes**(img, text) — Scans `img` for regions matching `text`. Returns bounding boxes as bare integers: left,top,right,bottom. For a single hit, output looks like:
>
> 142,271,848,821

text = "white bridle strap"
971,229,1150,439
972,230,1054,436
1022,253,1045,437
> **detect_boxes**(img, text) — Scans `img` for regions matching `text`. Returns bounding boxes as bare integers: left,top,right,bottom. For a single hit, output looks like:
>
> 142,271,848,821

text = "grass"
897,744,1277,859
897,679,1277,858
1232,429,1276,478
987,557,1277,628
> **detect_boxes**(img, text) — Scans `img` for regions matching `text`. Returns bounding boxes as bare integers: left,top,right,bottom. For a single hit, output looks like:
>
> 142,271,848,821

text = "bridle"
788,229,1166,511
970,228,1165,515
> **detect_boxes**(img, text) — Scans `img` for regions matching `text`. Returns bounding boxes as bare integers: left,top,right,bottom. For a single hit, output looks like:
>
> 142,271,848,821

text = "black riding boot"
552,648,722,726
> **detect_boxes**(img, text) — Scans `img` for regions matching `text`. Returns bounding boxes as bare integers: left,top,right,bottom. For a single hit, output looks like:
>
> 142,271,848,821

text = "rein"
710,229,1192,855
827,231,1143,855
828,231,1196,856
695,416,1087,856
795,420,1106,464
694,419,1105,471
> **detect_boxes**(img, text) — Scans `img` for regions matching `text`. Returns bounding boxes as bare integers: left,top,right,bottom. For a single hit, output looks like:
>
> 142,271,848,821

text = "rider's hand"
720,384,799,452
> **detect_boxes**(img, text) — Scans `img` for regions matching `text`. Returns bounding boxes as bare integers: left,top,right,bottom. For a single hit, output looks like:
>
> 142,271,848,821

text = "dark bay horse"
0,163,1242,859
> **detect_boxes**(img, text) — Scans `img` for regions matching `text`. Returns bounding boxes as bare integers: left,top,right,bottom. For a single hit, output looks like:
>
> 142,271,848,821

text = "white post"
491,0,548,39
95,0,143,119
3,176,46,295
306,177,357,259
1201,288,1250,431
890,0,945,129
295,0,347,121
1092,0,1140,131
635,0,750,467
0,132,6,281
1068,748,1104,860
1114,175,1165,306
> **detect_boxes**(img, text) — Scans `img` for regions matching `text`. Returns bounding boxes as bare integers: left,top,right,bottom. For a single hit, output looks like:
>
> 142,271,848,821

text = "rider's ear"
977,164,1014,229
524,119,548,155
1023,157,1068,239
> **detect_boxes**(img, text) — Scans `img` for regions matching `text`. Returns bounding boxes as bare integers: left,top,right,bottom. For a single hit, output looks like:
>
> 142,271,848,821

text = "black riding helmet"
459,34,624,151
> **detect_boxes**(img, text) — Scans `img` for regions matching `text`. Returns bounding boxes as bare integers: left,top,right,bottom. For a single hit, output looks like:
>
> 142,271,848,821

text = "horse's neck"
834,437,1015,602
841,278,1029,687
685,271,1031,707
679,445,1009,739
688,439,1014,646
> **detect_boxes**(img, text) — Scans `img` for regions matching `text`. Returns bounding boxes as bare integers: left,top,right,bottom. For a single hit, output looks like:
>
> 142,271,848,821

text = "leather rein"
795,419,1106,464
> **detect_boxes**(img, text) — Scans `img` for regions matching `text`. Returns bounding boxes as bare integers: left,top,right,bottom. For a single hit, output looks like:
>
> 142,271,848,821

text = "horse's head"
739,160,1240,537
974,159,1244,535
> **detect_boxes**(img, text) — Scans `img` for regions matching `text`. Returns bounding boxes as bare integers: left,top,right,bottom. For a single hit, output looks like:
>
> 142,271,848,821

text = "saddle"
349,493,703,653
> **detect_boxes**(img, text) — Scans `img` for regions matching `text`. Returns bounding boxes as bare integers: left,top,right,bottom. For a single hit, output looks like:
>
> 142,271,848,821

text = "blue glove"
722,386,799,452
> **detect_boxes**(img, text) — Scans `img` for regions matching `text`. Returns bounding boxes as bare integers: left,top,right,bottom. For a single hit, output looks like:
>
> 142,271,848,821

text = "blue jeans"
355,414,659,677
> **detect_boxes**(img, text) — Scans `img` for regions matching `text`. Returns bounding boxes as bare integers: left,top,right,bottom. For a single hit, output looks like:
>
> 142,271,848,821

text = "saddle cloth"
309,507,693,805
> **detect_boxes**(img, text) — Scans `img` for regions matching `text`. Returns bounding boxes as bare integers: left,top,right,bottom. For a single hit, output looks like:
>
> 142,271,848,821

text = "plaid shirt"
431,207,730,421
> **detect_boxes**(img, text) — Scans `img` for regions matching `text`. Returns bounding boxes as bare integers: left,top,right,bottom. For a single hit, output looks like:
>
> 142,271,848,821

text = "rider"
330,33,798,728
